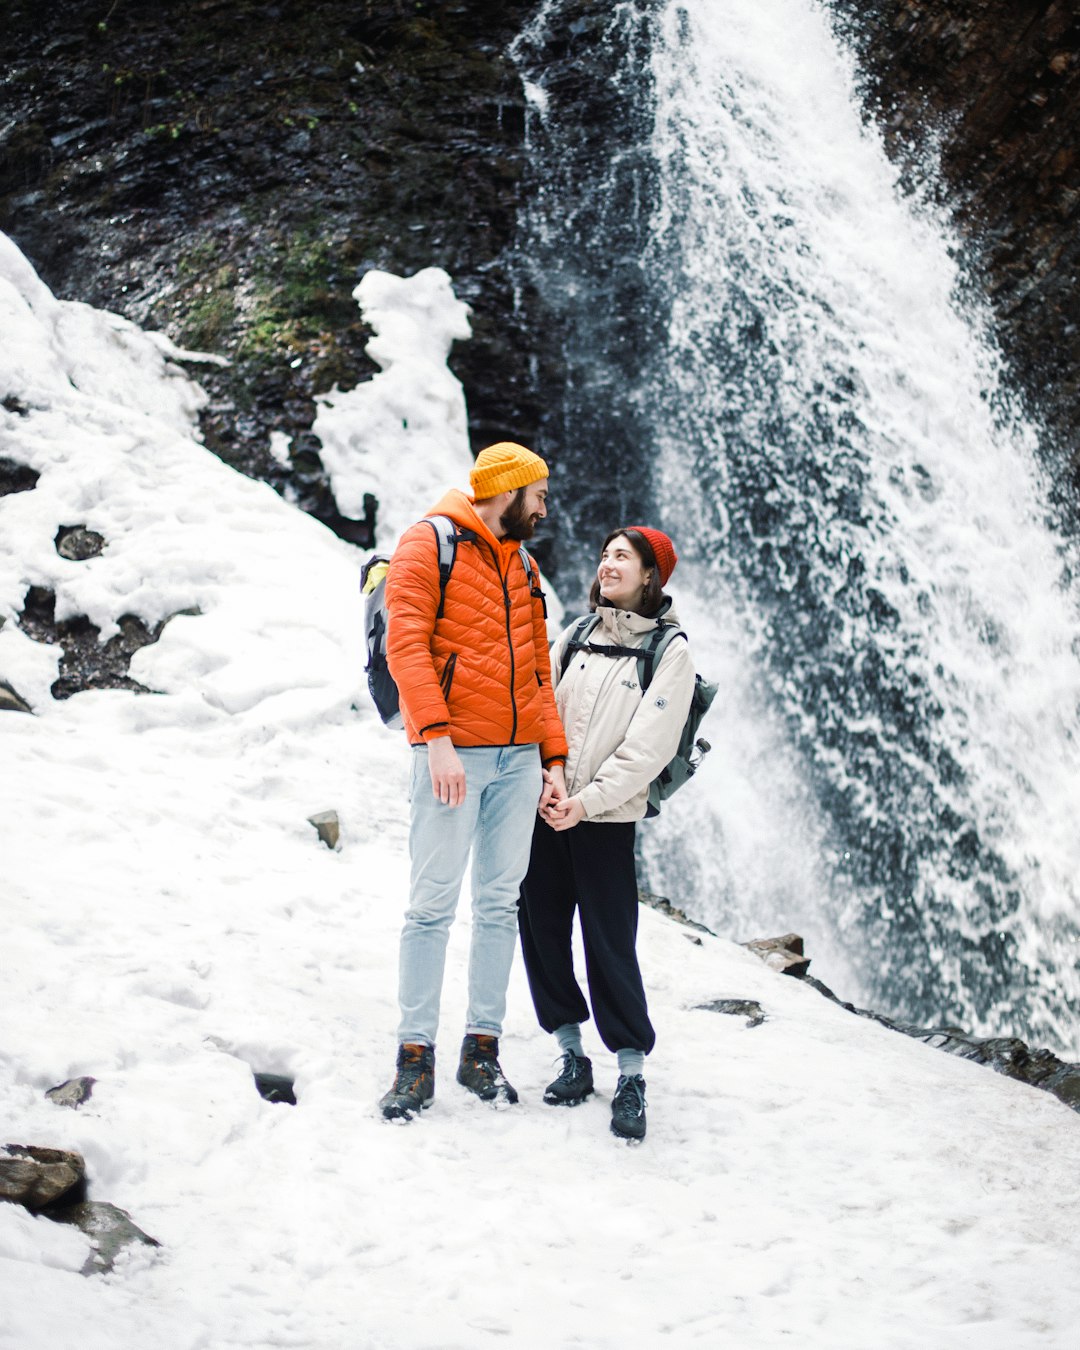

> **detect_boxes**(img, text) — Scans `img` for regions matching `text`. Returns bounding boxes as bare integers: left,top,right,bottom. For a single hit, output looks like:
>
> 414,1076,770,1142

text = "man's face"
500,479,549,541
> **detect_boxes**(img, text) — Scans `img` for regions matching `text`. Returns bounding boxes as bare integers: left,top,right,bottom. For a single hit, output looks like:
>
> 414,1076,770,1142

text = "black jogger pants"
518,816,655,1054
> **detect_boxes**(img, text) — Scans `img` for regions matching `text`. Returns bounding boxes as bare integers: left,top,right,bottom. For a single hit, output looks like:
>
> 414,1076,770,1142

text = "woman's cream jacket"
551,600,697,823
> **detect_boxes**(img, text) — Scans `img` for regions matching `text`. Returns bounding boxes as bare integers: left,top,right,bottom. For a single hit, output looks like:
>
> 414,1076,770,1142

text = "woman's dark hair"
588,528,665,616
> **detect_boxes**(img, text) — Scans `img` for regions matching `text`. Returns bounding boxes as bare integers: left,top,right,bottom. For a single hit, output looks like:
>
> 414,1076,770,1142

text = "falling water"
514,0,1080,1053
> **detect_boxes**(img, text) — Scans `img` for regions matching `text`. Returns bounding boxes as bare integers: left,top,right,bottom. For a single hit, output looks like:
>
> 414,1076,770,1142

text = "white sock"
554,1023,584,1057
616,1049,645,1079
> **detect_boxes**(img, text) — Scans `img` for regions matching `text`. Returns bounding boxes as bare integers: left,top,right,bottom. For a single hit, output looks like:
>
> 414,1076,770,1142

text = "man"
379,441,568,1120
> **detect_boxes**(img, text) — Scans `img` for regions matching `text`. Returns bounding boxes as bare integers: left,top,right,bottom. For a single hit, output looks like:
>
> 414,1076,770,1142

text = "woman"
518,526,697,1141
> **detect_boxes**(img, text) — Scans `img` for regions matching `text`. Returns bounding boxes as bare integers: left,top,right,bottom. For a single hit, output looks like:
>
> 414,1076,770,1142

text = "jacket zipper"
501,562,518,743
569,653,622,794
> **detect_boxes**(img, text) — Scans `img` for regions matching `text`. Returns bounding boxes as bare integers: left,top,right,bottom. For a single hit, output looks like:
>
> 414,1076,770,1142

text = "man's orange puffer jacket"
385,489,568,765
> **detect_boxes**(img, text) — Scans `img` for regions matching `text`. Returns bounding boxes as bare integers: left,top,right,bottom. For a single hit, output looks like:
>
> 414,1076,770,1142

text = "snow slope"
2,236,1079,1350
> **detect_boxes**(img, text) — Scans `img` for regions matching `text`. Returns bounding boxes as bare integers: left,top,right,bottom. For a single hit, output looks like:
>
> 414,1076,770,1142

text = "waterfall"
514,0,1080,1054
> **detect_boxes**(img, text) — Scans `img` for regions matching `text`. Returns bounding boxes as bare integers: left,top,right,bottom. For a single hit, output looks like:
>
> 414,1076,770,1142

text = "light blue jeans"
397,743,543,1047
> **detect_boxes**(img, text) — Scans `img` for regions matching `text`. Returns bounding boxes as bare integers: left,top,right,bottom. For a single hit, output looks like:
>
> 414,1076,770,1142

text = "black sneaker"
379,1042,435,1121
610,1074,647,1141
456,1034,519,1106
543,1050,595,1107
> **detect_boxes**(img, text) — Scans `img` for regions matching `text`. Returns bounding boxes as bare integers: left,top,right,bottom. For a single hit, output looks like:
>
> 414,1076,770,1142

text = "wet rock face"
0,0,542,540
826,0,1080,509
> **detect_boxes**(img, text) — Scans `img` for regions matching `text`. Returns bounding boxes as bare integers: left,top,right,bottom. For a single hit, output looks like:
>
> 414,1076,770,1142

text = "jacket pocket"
439,652,458,700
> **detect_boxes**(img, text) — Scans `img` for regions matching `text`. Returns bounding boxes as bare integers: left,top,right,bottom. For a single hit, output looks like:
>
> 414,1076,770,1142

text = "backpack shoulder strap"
423,515,464,620
637,624,687,692
518,545,548,618
558,613,601,679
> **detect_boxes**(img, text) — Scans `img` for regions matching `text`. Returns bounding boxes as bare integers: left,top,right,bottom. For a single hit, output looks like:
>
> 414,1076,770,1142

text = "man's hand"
545,795,586,832
427,735,466,807
538,763,567,814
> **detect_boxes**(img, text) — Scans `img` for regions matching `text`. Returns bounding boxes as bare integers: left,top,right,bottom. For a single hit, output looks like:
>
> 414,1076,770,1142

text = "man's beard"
500,489,539,541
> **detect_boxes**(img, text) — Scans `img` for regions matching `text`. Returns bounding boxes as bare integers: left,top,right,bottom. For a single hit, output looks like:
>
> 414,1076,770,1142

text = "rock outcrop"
16,585,181,699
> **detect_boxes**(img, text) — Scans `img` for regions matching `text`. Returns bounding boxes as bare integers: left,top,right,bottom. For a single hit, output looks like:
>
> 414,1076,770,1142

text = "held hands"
539,766,586,830
544,795,587,832
538,763,567,813
427,734,466,807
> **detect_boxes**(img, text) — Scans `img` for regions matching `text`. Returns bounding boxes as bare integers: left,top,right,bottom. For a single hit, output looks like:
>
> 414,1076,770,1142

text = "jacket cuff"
542,756,566,769
419,722,450,742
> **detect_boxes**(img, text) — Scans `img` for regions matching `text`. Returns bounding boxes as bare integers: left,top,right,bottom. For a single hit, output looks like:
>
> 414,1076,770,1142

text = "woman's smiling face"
597,533,651,611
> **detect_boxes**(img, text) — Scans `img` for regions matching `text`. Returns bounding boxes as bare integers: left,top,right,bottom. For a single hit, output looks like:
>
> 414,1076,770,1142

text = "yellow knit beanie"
469,441,549,498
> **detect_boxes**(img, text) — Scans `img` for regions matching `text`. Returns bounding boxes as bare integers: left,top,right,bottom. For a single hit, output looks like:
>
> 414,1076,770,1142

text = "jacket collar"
595,596,679,642
426,488,519,563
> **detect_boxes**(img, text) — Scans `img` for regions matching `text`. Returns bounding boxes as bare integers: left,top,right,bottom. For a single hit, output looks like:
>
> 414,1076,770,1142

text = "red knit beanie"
627,526,678,586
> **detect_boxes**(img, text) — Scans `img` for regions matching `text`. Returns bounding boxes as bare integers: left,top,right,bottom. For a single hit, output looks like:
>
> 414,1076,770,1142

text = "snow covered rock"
51,1202,160,1278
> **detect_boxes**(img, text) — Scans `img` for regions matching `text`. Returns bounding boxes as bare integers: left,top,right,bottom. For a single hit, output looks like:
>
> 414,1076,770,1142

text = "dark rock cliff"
827,0,1080,518
0,0,544,545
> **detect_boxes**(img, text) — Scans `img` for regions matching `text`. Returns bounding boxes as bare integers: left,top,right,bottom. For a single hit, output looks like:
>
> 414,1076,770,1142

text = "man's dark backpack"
361,515,544,729
558,613,717,818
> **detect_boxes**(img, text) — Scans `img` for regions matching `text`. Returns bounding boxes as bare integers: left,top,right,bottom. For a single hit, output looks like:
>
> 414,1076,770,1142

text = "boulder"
0,1144,85,1210
51,1201,161,1276
307,809,340,850
45,1076,96,1108
743,933,811,978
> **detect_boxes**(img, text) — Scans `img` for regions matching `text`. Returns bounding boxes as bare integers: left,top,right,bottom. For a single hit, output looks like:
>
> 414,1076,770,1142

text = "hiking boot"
610,1074,647,1141
456,1034,519,1106
379,1042,435,1121
543,1050,595,1107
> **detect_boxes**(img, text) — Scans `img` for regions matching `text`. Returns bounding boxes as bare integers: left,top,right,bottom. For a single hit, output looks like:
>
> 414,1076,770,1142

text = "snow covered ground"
2,235,1079,1349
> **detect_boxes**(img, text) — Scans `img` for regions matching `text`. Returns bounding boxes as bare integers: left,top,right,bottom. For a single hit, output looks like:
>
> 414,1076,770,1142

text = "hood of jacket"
426,488,522,572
